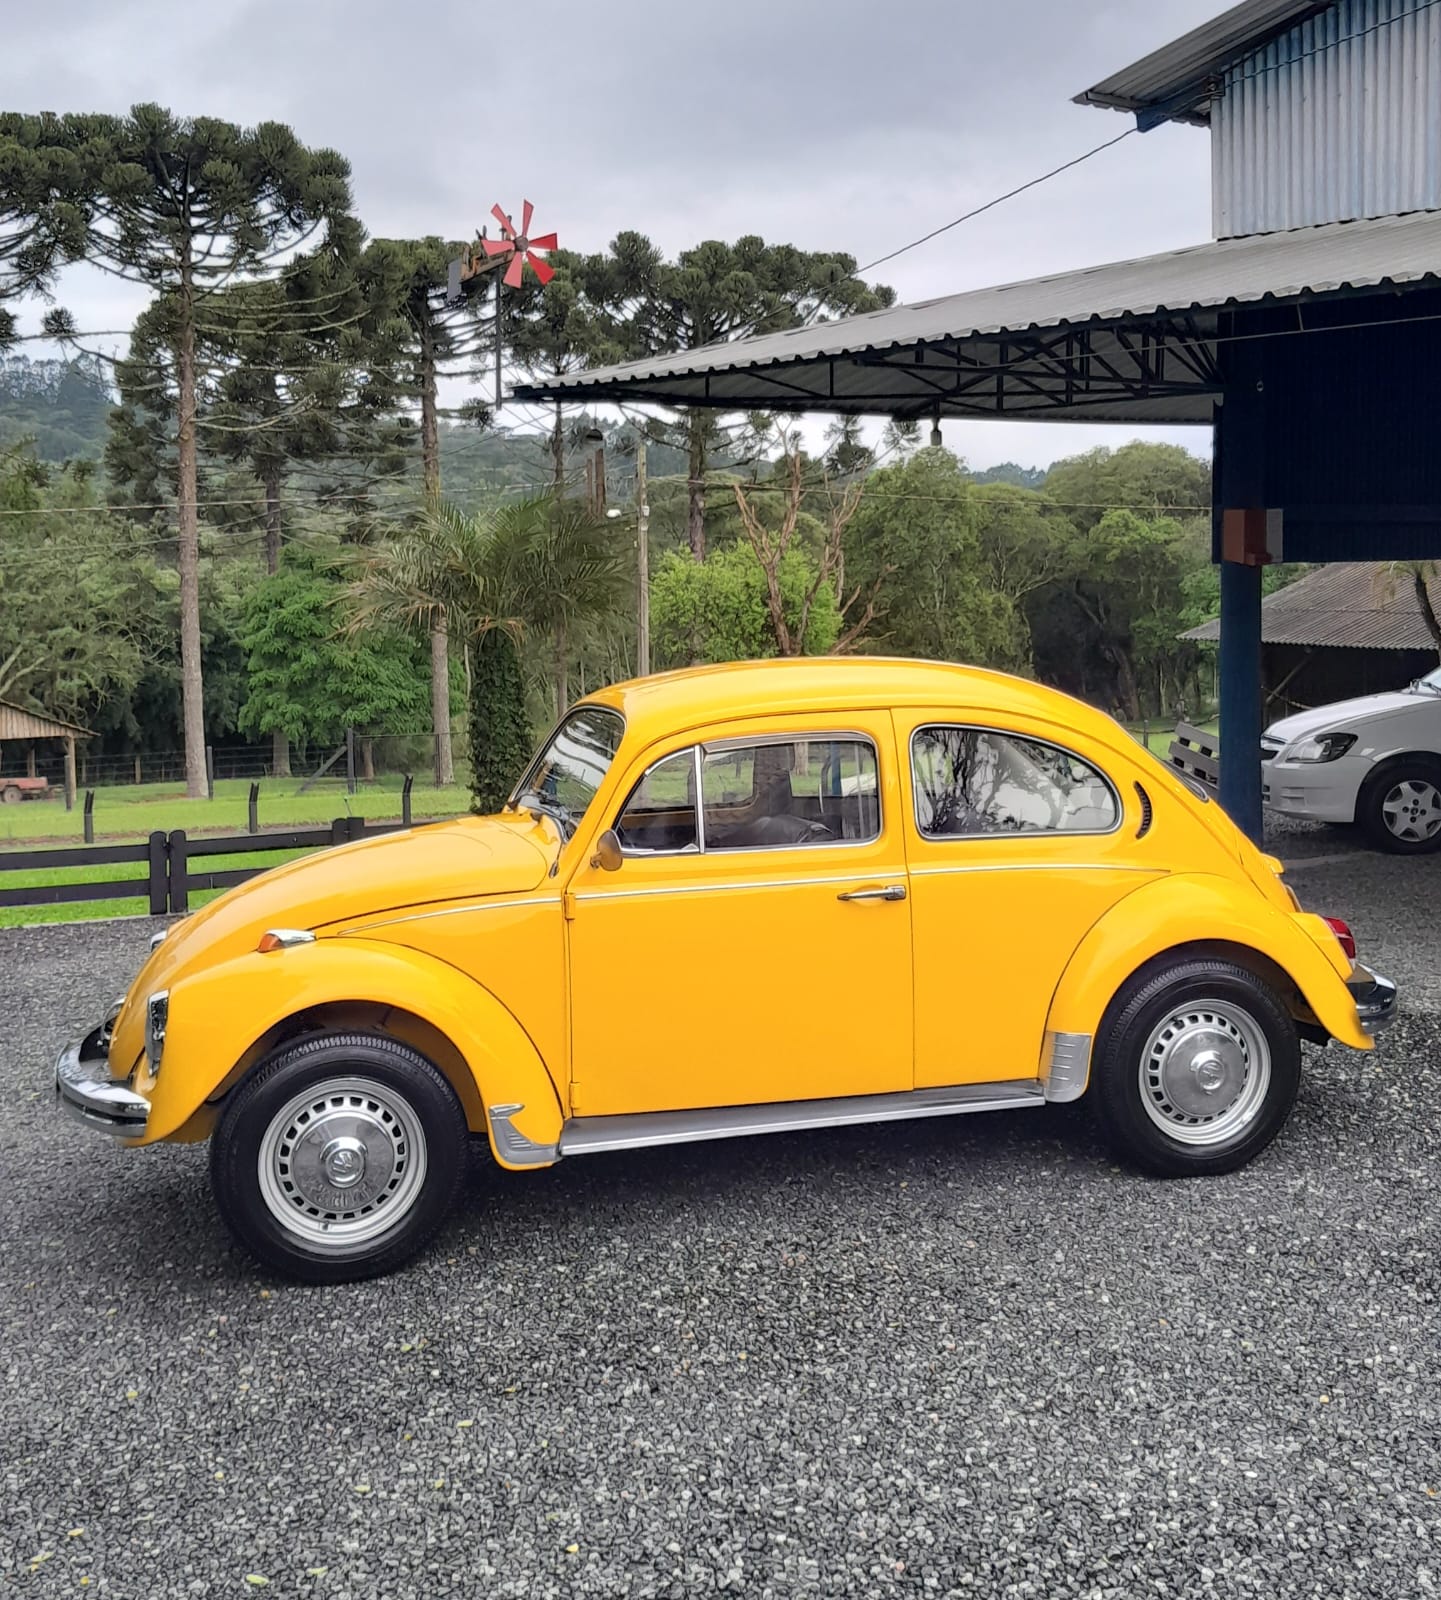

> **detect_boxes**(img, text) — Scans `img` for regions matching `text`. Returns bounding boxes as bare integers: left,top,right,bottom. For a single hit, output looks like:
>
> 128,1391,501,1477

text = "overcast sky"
3,0,1223,471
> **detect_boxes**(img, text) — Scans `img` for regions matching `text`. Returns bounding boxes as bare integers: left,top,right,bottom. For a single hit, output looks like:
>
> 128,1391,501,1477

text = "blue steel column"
1218,558,1263,839
1212,333,1266,843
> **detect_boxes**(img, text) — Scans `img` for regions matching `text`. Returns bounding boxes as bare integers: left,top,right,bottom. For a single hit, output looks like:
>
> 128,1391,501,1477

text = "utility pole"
636,435,650,676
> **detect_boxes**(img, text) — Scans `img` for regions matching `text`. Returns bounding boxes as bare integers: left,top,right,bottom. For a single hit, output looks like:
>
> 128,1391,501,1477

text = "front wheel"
1359,761,1441,854
1091,958,1301,1177
210,1032,468,1283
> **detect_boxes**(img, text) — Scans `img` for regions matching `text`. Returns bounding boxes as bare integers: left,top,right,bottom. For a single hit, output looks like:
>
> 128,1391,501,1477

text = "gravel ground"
3,860,1440,1599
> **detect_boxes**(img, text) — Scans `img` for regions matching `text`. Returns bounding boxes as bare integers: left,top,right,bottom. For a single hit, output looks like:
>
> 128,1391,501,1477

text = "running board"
558,1080,1045,1158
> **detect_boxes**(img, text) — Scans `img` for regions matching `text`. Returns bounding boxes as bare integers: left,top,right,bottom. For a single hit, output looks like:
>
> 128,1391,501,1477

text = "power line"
855,130,1136,277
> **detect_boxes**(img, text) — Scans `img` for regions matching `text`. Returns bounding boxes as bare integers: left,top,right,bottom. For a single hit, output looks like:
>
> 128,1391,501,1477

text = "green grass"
0,774,472,847
0,846,309,929
1122,720,1217,757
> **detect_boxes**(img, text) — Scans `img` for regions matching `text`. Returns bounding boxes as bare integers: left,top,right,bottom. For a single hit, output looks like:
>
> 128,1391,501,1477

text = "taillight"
1323,916,1357,961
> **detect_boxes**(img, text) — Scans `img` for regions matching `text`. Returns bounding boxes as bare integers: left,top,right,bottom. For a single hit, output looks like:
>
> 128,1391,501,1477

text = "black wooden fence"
0,815,411,916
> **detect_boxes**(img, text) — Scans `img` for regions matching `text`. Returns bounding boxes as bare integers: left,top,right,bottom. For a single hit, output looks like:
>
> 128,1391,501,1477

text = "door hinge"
562,890,577,921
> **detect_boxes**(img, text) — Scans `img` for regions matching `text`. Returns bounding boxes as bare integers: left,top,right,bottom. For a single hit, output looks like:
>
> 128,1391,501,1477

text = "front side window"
912,726,1118,837
614,748,700,854
612,734,881,855
509,707,625,841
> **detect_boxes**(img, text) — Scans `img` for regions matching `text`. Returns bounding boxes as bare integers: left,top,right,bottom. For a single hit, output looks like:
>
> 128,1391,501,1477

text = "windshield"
1414,666,1441,696
508,707,625,840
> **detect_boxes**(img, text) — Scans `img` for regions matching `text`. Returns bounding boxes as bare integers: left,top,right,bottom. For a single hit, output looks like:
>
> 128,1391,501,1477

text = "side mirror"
591,829,623,872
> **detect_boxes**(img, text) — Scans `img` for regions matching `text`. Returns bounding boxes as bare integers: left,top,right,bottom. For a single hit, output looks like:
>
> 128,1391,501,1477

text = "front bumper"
55,1028,150,1137
1262,757,1363,824
1348,965,1399,1037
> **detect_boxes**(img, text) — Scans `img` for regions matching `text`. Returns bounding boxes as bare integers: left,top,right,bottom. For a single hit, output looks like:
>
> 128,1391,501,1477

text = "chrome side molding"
1043,1031,1092,1103
487,1103,559,1166
558,1079,1045,1158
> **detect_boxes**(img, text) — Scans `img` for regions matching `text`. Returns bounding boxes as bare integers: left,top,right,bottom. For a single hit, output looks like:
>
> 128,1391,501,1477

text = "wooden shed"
0,699,92,808
1183,563,1441,718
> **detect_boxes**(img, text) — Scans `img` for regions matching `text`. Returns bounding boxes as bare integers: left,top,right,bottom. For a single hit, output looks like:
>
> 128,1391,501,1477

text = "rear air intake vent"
1135,781,1153,839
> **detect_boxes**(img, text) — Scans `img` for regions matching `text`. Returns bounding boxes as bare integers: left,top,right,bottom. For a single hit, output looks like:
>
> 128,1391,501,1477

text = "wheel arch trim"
1042,872,1371,1091
143,938,565,1167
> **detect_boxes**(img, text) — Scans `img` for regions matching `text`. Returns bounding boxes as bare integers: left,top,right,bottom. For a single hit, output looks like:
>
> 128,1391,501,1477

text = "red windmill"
482,200,557,288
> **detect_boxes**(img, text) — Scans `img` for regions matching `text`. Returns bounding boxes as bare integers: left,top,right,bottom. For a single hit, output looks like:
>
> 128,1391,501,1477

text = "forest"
0,106,1240,808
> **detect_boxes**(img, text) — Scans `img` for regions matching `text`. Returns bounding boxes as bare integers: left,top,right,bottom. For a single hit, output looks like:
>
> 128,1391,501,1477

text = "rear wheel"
210,1032,467,1283
1359,760,1441,854
1091,958,1301,1177
0,785,20,804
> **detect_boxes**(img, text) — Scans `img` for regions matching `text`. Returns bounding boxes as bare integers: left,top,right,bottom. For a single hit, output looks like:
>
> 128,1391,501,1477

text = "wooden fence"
0,815,409,916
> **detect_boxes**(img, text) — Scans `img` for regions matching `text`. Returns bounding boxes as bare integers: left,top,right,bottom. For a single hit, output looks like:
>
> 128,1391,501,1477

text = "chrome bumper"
55,1030,149,1137
1348,965,1399,1038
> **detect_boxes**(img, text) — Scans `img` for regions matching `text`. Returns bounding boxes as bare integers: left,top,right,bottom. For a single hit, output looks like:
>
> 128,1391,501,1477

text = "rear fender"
1043,873,1369,1091
140,938,564,1168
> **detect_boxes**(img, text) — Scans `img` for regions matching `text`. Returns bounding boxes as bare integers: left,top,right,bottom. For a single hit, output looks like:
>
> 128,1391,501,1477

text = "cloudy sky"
4,0,1223,470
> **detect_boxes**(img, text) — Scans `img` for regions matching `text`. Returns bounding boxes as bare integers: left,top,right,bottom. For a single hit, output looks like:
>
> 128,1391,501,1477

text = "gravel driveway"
3,840,1439,1598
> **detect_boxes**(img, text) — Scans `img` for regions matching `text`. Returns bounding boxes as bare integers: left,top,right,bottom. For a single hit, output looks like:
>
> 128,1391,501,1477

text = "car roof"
580,657,1124,748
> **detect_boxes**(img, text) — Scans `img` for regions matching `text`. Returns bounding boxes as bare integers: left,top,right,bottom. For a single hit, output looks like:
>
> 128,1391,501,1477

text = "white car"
1262,666,1441,851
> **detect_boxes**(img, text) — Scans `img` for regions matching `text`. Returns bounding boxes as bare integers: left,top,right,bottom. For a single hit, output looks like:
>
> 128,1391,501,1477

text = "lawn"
0,776,473,929
0,774,472,846
0,846,315,929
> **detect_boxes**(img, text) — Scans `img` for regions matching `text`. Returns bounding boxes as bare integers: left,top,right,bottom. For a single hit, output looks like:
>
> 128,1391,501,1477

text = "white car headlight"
1285,731,1357,763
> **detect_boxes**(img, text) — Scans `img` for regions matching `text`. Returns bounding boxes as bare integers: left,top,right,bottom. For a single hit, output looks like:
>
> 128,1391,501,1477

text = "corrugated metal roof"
1074,0,1336,126
513,208,1441,421
1184,560,1441,647
0,699,90,741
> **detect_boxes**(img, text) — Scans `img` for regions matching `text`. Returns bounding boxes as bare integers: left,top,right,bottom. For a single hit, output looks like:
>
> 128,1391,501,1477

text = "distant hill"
969,462,1046,490
0,355,114,461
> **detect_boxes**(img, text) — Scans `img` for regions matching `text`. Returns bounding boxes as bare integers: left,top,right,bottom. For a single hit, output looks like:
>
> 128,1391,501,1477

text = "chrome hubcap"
1140,1000,1271,1146
1382,779,1441,842
257,1076,427,1251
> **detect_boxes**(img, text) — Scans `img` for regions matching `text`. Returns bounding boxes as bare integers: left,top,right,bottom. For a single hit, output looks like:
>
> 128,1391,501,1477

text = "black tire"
1358,759,1441,854
210,1031,467,1283
1091,957,1301,1177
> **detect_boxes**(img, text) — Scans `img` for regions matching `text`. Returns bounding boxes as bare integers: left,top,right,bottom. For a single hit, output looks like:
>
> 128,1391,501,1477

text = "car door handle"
837,884,907,903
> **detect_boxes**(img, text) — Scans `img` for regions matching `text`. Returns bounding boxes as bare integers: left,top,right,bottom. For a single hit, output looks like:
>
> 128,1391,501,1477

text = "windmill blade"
521,199,534,237
490,202,516,238
503,254,526,289
526,252,556,286
482,237,515,258
526,232,558,251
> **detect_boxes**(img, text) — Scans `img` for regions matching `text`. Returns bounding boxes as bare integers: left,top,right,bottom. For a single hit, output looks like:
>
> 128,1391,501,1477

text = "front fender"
138,938,564,1168
1044,873,1371,1087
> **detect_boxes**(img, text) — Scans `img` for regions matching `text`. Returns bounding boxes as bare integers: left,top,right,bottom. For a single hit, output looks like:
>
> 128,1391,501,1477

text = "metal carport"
514,208,1441,840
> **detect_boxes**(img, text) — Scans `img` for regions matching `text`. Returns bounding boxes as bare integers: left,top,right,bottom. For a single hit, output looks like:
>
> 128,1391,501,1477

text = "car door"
898,710,1164,1088
566,712,913,1117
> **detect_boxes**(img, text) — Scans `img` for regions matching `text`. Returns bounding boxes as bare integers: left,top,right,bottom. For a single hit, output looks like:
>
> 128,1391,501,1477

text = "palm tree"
348,494,628,812
1378,561,1441,662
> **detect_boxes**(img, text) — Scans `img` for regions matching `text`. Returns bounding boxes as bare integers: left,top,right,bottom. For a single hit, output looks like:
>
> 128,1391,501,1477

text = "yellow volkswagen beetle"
56,659,1396,1281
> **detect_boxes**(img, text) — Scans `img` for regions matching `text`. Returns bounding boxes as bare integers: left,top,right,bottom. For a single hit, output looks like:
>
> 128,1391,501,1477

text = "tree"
238,553,426,772
650,544,841,669
1041,441,1211,533
3,106,358,796
0,442,166,723
1380,561,1441,660
548,233,893,557
505,248,626,492
348,495,626,813
731,431,877,656
358,236,496,785
1039,508,1211,720
842,448,1029,669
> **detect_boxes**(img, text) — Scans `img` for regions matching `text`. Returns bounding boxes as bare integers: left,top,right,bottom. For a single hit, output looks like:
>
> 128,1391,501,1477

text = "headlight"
145,990,169,1074
1285,731,1357,763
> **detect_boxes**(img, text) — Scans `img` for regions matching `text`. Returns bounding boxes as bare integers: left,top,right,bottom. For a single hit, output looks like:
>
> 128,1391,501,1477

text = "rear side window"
911,726,1119,838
